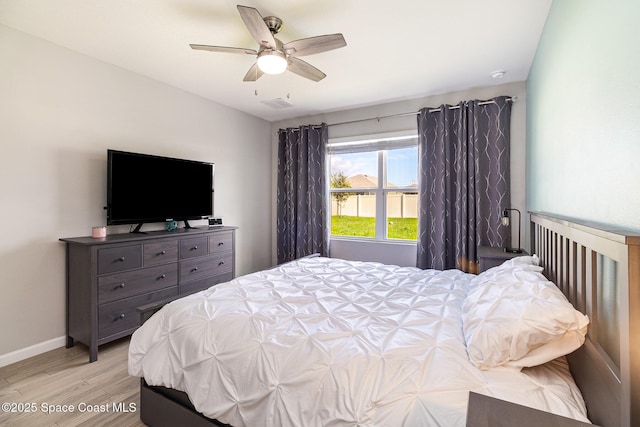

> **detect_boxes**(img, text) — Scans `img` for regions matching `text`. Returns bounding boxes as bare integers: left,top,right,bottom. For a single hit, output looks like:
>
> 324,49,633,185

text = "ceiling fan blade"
190,44,257,55
284,34,347,57
237,5,276,49
243,63,264,82
287,57,326,82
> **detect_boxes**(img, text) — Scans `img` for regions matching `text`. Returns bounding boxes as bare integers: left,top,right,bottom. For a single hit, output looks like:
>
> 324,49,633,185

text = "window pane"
330,152,378,189
386,146,418,188
328,140,418,242
386,192,418,240
331,192,376,238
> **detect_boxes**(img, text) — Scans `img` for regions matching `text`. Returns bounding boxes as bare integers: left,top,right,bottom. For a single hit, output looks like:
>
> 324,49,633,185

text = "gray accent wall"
527,0,640,230
0,24,272,363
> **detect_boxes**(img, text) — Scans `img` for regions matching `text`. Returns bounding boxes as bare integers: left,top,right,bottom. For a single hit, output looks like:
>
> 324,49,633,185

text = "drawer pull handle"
116,283,126,289
218,261,225,266
117,313,125,320
160,250,166,255
191,246,198,250
159,274,166,279
118,256,125,262
191,267,199,272
218,242,224,246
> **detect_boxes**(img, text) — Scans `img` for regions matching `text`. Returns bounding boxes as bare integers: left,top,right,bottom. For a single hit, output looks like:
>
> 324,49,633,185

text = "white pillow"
469,255,542,291
463,261,589,369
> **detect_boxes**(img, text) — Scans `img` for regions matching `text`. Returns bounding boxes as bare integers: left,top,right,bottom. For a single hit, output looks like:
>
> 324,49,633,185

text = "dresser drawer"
180,236,208,259
180,271,233,296
180,253,232,283
144,240,178,266
209,232,233,254
98,263,178,303
98,245,142,274
98,286,178,339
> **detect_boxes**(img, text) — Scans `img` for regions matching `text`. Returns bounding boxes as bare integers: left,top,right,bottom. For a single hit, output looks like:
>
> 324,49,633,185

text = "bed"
128,212,640,426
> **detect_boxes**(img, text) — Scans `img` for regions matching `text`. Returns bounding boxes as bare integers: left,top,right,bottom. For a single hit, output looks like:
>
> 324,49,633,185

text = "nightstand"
477,245,528,273
466,392,597,427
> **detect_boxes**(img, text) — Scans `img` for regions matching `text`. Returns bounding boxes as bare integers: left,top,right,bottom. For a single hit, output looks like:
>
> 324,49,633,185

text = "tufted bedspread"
128,257,589,426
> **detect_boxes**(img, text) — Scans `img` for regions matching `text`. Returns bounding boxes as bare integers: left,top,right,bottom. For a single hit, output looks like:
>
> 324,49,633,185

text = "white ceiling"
0,0,552,122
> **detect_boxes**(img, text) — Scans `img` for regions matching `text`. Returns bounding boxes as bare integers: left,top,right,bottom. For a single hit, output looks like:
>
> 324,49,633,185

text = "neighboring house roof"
347,174,379,188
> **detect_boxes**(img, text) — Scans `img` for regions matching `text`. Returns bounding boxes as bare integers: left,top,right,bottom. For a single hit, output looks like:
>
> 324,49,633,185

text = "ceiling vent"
261,98,295,109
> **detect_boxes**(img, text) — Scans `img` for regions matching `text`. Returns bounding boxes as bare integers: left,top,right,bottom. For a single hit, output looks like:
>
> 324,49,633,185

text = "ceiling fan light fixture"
257,50,287,74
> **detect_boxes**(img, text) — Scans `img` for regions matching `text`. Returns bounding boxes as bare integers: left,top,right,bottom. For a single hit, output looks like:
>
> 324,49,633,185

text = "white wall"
0,25,272,363
527,0,640,230
271,81,528,266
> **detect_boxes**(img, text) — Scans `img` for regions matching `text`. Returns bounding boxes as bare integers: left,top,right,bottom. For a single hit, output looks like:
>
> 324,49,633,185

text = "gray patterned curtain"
277,124,329,264
416,96,511,271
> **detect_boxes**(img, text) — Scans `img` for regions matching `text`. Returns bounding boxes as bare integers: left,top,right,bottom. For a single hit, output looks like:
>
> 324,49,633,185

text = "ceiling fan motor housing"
263,16,283,34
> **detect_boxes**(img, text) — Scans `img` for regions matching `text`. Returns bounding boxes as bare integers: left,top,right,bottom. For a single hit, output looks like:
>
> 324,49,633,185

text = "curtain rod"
325,96,516,128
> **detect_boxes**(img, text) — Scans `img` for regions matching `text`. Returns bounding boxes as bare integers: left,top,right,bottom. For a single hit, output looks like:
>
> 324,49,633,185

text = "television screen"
107,150,214,228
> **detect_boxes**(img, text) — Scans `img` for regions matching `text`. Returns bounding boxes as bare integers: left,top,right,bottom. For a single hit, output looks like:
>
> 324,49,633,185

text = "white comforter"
128,257,589,426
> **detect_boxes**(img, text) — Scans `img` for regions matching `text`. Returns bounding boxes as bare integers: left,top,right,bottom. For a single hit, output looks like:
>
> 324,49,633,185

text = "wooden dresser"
60,226,236,362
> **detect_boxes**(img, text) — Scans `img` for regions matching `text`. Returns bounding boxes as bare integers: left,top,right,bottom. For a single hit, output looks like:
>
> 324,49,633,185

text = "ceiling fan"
190,5,347,82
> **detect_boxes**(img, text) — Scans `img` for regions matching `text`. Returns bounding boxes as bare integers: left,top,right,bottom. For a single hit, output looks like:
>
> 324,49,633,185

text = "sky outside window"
330,147,417,186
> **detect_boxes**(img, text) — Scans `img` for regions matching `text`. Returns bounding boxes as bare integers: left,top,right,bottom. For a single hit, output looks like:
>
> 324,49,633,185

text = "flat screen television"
107,149,214,232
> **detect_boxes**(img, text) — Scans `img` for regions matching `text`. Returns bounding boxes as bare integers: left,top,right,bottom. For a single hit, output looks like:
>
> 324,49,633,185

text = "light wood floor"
0,338,145,426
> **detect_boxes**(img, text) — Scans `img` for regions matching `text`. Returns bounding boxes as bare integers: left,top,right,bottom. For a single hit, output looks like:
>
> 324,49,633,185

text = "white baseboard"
0,336,67,368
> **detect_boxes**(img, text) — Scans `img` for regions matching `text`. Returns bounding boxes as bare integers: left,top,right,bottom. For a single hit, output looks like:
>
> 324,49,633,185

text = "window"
328,133,418,241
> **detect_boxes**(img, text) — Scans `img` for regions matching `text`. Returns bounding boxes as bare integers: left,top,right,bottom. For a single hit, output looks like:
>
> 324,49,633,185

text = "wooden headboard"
529,212,640,427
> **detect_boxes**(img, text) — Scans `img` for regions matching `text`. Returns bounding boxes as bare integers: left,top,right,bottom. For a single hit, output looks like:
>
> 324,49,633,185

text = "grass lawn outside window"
331,216,417,240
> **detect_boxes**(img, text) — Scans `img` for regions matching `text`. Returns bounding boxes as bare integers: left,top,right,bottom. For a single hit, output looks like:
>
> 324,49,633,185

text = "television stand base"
131,223,146,233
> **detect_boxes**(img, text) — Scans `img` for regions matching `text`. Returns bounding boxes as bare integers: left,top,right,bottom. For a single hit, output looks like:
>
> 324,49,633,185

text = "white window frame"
328,130,418,241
